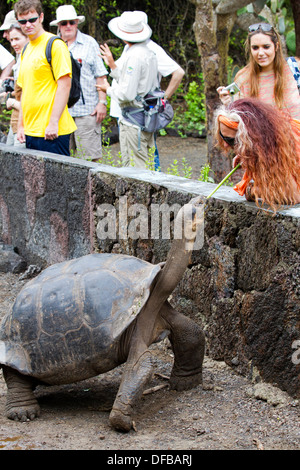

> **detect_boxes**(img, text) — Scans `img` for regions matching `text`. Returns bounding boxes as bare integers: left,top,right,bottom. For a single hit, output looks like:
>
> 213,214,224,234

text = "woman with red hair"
215,98,300,212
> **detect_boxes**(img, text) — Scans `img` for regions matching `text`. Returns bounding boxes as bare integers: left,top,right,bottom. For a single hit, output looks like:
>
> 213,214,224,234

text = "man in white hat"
0,10,17,41
98,11,159,168
14,0,76,156
109,11,184,170
50,5,108,162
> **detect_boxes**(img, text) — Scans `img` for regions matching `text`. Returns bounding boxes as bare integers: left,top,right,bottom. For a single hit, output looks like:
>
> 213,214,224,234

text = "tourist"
0,10,17,41
50,5,108,162
215,98,300,212
5,23,29,147
14,0,76,156
98,11,159,168
217,23,300,121
109,11,184,170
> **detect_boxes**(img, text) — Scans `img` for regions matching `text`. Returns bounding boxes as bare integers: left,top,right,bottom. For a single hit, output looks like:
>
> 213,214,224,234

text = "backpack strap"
286,57,300,93
45,36,63,81
21,42,29,57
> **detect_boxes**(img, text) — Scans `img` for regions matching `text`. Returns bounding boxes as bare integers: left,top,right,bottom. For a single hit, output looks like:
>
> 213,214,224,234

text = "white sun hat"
108,11,152,43
0,10,17,31
50,5,85,26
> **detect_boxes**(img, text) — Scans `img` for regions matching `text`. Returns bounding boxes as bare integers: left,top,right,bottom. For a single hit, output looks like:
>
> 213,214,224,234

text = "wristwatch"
99,99,108,106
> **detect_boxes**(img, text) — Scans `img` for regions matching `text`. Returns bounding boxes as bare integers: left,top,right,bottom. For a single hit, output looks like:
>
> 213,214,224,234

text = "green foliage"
198,163,214,183
286,30,296,55
253,1,296,47
181,157,192,179
0,106,11,134
145,146,157,172
166,159,179,176
168,76,206,137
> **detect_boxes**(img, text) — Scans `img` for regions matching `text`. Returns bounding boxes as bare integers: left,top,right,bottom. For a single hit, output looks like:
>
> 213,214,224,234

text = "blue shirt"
68,30,107,117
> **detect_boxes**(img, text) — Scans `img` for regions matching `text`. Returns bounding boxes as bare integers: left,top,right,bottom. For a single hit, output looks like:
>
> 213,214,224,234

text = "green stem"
206,163,241,200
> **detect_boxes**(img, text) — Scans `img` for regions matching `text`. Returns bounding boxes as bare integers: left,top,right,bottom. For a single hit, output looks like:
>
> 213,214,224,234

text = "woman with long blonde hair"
217,23,300,119
215,98,300,212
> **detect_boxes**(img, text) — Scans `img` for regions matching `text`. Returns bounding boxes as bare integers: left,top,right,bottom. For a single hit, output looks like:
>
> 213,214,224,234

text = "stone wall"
0,144,299,397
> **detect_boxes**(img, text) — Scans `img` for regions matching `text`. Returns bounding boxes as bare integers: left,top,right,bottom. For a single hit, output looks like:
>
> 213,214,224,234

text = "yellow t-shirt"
17,32,77,137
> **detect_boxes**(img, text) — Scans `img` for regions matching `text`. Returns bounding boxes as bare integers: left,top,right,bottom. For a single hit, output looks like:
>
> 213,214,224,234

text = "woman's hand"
217,86,232,106
232,154,242,168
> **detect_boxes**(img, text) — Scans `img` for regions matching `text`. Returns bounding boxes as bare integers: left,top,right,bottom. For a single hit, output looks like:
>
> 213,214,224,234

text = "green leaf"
286,30,296,54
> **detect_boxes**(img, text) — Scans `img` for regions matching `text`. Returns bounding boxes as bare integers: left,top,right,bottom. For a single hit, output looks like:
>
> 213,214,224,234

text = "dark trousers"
25,134,71,156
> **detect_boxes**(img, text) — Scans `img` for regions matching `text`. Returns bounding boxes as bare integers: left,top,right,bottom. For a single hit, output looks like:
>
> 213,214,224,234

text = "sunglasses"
18,16,39,25
219,130,235,148
59,20,77,26
248,23,274,33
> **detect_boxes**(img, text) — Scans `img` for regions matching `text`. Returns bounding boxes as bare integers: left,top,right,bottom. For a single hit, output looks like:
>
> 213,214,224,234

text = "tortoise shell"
0,253,161,384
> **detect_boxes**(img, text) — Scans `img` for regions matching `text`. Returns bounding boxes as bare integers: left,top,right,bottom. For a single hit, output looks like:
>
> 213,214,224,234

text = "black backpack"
22,36,84,108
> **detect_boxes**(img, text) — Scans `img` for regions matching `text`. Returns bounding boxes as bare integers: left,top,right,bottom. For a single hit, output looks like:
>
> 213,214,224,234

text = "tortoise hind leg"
160,301,205,390
2,366,40,421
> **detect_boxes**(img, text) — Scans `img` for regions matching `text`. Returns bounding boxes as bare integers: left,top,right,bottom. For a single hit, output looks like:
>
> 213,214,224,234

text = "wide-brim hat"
0,10,16,31
50,5,85,26
108,11,152,43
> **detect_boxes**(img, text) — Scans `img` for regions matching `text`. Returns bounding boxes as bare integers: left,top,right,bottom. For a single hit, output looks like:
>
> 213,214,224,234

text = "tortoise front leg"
2,366,40,421
160,302,205,390
109,343,153,432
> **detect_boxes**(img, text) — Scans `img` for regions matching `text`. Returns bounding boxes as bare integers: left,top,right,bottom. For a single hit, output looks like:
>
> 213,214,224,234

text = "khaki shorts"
70,114,102,161
119,121,155,169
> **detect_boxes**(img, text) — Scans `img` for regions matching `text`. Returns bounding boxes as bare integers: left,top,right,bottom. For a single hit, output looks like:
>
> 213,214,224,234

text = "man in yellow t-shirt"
15,0,76,156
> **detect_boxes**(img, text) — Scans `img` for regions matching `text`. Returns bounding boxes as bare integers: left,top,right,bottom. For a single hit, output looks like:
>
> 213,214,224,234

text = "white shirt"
109,39,177,119
0,44,14,71
107,42,159,124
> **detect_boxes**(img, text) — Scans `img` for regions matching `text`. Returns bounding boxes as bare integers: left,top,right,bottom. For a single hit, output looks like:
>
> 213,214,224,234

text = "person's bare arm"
44,74,71,140
0,60,15,81
17,92,25,144
6,97,21,111
164,66,185,99
92,75,108,123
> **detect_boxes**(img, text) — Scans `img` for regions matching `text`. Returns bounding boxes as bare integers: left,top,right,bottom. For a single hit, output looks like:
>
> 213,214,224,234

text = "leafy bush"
167,76,206,137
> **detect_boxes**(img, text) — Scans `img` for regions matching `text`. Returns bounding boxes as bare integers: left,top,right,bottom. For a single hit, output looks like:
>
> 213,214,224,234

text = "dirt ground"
0,136,299,452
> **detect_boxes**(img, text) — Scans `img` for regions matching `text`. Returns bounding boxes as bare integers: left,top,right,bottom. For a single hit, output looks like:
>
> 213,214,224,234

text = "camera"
224,82,240,95
0,78,15,93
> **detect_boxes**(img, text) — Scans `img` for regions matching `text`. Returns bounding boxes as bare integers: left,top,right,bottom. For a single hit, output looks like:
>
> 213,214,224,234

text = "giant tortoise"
0,199,205,432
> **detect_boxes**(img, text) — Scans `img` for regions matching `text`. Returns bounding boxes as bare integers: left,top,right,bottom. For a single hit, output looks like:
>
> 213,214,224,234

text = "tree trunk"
190,0,235,181
290,0,300,57
83,0,98,39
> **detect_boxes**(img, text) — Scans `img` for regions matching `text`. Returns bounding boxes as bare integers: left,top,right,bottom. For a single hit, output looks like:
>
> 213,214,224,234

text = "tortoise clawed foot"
3,366,40,422
6,402,40,422
109,407,133,432
169,373,202,391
